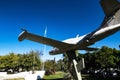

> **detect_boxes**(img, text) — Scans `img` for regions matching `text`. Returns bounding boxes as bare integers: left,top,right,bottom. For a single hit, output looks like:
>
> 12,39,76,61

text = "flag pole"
42,27,47,70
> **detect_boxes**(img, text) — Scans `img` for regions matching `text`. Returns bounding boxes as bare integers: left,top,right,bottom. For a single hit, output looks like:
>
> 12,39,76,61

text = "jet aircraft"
18,0,120,79
18,0,120,55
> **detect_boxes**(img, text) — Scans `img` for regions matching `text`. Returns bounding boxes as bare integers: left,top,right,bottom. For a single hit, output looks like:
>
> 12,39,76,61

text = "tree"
56,59,64,71
0,50,42,72
76,46,120,70
0,53,19,72
113,48,120,68
8,53,19,72
44,59,56,70
19,50,41,71
84,52,96,69
95,46,116,68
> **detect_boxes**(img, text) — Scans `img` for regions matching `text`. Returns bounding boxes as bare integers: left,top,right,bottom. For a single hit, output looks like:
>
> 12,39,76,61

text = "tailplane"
100,0,120,17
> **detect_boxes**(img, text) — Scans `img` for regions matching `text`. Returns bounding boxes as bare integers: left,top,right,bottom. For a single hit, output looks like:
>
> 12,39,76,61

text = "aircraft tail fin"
100,0,120,17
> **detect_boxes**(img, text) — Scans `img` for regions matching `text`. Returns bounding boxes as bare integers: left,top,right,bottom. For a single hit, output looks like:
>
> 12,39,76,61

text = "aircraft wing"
18,30,75,49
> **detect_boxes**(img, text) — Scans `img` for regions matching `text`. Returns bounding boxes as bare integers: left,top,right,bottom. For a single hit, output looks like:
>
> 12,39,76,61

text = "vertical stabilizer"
100,0,120,17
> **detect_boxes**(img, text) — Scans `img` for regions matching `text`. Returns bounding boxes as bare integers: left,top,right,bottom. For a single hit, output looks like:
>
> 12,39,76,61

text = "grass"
82,74,90,78
43,71,66,79
43,72,96,80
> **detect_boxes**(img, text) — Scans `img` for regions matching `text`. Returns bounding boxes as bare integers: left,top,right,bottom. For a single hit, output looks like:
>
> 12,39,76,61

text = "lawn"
43,72,94,80
43,71,66,79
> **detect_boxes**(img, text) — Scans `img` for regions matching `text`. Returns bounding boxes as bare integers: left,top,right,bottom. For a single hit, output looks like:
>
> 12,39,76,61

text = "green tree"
20,50,41,71
113,48,120,68
84,52,96,69
44,59,56,71
56,59,64,71
95,46,116,68
8,53,19,72
0,53,19,72
0,50,42,72
77,46,120,70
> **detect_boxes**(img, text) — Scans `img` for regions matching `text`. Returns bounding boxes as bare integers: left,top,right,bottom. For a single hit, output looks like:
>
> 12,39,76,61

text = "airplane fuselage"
50,9,120,55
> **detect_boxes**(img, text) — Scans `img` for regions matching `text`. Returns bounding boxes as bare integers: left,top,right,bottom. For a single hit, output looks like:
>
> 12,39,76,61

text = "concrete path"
0,71,45,80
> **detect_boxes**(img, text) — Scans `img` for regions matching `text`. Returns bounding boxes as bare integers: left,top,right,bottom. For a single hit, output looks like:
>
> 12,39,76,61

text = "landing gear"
66,50,84,80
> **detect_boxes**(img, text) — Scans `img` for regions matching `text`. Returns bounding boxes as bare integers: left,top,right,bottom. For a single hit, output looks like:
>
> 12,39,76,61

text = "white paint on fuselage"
51,23,120,53
94,23,120,36
63,23,120,45
63,35,87,44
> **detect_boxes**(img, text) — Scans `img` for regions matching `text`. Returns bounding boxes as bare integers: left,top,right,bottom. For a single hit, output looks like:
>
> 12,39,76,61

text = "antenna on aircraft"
76,34,79,38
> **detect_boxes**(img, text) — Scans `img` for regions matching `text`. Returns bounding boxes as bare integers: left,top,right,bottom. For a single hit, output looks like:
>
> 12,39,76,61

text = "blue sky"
0,0,120,60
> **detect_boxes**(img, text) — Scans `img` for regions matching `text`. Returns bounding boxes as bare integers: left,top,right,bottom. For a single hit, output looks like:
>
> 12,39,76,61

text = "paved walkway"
0,71,45,80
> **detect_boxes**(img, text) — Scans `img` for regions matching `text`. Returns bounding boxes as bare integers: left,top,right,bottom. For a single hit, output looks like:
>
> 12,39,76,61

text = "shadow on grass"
43,74,120,80
82,74,120,80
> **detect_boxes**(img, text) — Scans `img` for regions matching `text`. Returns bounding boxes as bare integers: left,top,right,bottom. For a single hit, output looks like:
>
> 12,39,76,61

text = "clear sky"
0,0,120,60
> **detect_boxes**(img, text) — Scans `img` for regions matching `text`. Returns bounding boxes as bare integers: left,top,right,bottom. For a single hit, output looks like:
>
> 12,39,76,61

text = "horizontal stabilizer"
81,47,99,51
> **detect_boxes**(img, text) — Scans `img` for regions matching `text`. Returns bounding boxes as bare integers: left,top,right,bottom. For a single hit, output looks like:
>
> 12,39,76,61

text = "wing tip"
18,29,28,41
